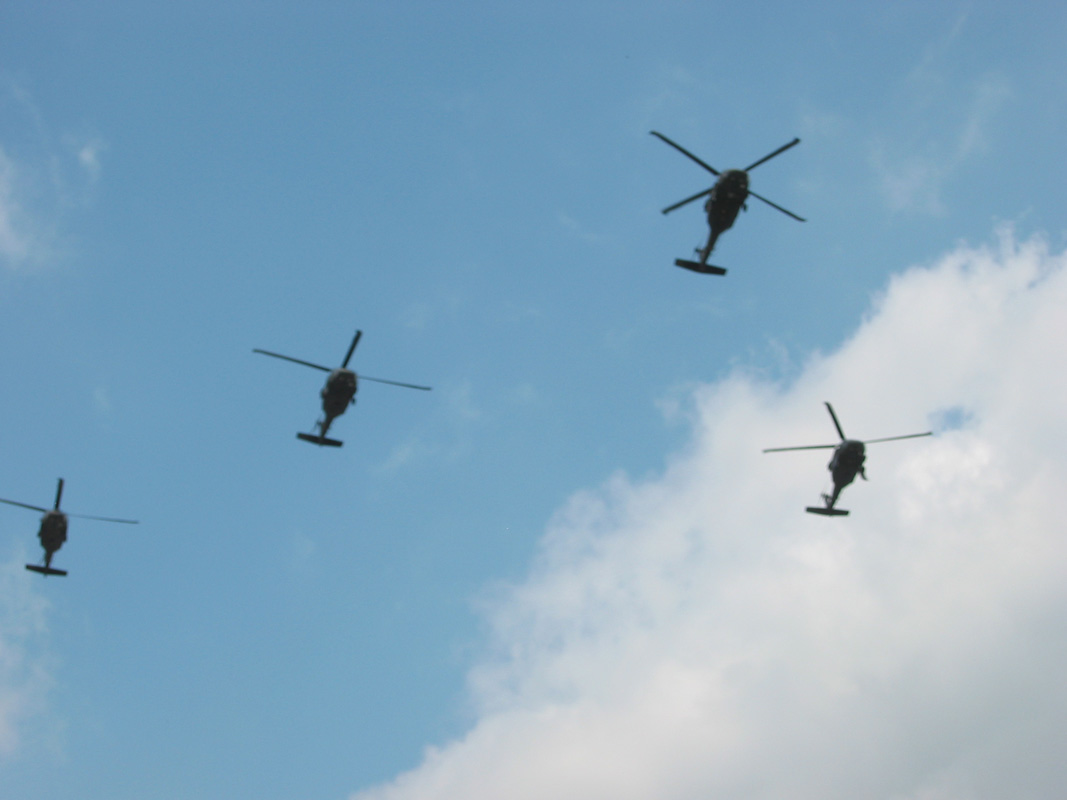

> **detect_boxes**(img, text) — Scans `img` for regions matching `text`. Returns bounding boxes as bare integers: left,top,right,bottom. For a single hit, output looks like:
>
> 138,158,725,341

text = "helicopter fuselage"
37,510,68,566
826,439,866,507
701,169,749,261
706,170,749,233
317,368,357,436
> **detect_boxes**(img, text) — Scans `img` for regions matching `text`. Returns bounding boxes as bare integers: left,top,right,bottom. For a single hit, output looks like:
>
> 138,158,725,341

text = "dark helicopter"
0,478,138,576
763,402,932,516
650,131,805,276
254,329,431,447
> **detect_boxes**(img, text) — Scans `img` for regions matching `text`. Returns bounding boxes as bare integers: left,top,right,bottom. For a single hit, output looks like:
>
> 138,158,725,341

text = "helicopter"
254,329,431,447
763,402,932,516
0,478,138,576
650,131,805,275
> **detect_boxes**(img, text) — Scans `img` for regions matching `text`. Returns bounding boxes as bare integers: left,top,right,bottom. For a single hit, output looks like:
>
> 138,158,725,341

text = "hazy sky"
1,3,1066,799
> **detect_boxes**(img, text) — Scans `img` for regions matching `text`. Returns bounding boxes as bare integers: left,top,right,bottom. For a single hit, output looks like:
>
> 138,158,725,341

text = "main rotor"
650,131,806,221
762,402,934,453
254,330,432,390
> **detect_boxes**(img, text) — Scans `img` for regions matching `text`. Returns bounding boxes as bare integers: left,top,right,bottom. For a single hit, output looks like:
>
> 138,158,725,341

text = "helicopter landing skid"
26,564,68,576
297,432,344,447
674,259,727,276
806,506,849,517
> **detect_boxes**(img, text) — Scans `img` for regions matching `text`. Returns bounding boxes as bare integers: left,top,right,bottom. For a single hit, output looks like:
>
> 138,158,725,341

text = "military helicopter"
254,329,431,447
650,131,805,275
763,402,932,516
0,478,138,576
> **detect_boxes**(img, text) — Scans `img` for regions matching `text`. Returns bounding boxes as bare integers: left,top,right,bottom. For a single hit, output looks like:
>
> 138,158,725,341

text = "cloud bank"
353,229,1067,800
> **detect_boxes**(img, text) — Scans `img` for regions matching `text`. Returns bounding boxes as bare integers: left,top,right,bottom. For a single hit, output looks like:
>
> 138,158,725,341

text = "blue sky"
1,3,1066,799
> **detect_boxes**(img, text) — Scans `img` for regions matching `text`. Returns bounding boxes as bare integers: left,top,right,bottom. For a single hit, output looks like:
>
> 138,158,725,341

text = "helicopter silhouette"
254,329,431,447
651,131,805,276
763,402,932,516
0,478,138,576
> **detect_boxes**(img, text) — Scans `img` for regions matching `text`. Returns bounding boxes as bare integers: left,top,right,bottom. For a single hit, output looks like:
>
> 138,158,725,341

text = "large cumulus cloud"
353,229,1067,800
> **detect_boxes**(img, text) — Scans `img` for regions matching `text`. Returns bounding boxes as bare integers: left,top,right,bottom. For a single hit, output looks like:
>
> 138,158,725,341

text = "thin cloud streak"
0,147,33,266
0,553,53,759
351,229,1067,799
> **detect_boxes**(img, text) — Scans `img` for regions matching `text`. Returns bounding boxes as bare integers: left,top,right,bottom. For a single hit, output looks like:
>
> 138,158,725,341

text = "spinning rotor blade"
67,513,139,524
748,190,806,222
253,349,332,372
763,444,838,453
661,187,713,215
341,330,363,369
743,137,801,172
358,375,432,391
863,432,933,445
54,478,64,510
825,402,847,441
649,131,720,176
0,497,49,514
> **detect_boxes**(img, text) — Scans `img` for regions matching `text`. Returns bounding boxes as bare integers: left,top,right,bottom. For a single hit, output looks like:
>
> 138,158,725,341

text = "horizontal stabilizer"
806,506,849,517
297,432,343,447
26,564,67,576
674,259,727,276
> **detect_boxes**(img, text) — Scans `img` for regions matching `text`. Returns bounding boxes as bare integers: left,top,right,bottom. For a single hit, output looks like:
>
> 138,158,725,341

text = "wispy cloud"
351,229,1067,799
446,381,482,422
0,147,36,266
869,14,1011,215
871,72,1010,216
0,553,54,759
73,137,105,182
376,436,434,474
0,81,106,269
399,293,466,331
557,211,605,245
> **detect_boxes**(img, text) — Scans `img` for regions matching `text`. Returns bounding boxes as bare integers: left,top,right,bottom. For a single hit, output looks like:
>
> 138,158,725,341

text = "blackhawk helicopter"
763,402,932,516
651,131,805,275
254,329,431,447
0,478,138,576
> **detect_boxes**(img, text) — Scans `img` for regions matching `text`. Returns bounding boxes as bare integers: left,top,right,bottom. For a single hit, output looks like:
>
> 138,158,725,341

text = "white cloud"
869,14,1011,216
0,81,106,269
557,211,604,245
351,229,1067,800
75,137,105,182
0,147,34,266
871,71,1011,216
445,381,482,422
0,552,54,758
376,436,433,474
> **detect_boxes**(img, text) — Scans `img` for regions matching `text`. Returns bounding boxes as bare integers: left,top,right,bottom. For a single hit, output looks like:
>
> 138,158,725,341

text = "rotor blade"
67,513,139,524
253,349,332,372
649,131,720,176
825,402,847,441
661,187,713,215
743,137,800,172
748,190,806,222
358,375,432,391
763,444,838,452
54,478,64,510
0,497,49,514
341,330,362,368
863,432,933,445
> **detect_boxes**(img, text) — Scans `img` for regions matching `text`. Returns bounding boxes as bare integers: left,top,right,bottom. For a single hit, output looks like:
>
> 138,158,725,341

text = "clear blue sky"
1,3,1066,799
